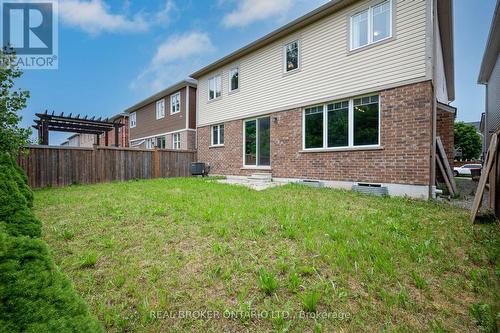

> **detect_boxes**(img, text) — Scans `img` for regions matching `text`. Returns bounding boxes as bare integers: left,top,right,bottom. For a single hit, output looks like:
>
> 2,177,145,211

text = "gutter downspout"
430,0,438,199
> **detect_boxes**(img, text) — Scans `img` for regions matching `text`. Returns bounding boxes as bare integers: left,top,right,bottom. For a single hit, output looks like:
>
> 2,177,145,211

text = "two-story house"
191,0,455,199
126,80,197,150
478,0,500,158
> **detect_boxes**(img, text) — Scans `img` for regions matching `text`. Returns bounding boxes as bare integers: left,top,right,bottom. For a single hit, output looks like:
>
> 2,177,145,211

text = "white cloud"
131,32,214,92
152,32,214,66
59,0,175,35
221,0,331,28
222,0,293,28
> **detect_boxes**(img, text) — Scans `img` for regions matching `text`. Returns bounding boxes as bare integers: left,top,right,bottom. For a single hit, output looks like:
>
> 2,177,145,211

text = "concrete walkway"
217,176,285,191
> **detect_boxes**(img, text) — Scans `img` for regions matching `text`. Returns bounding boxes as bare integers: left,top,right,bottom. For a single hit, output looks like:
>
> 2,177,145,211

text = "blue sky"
16,0,497,145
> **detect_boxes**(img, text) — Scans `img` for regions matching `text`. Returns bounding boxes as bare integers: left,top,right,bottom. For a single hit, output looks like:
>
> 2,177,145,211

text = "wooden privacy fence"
17,145,197,188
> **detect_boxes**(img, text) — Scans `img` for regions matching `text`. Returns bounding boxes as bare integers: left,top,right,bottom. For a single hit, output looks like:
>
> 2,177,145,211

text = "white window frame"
302,94,381,151
130,112,136,128
172,133,181,149
155,99,165,120
145,138,154,149
283,39,300,74
211,124,224,146
156,136,166,149
229,67,239,92
170,93,180,114
350,0,392,51
208,75,222,101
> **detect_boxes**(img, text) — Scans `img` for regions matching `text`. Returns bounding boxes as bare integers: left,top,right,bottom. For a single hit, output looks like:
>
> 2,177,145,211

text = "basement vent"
352,183,388,196
298,180,324,188
357,183,382,188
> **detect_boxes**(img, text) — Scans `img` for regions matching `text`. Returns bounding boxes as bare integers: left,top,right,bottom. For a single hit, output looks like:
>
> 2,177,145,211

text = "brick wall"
168,130,196,150
197,81,434,186
436,107,455,166
98,116,129,147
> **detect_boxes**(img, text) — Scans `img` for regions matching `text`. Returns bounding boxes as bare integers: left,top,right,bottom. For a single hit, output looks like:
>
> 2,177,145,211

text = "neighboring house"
98,113,130,147
191,0,455,199
64,133,96,147
126,80,197,150
478,0,500,157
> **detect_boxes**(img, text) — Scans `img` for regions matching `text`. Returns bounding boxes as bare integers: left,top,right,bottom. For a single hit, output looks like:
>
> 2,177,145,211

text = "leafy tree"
0,47,31,155
454,122,482,160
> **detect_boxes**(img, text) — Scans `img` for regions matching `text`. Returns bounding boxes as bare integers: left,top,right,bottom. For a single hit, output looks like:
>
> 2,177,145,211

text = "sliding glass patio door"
244,117,270,167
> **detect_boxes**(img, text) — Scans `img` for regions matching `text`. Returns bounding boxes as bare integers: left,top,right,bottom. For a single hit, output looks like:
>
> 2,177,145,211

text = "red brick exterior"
99,115,129,147
197,81,434,186
436,106,455,166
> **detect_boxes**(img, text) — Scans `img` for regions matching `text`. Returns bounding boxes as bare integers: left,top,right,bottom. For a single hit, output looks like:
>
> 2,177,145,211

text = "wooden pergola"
33,111,124,146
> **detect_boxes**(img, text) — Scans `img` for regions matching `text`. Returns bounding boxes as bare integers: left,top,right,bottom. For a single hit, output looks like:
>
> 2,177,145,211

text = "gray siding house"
478,0,500,156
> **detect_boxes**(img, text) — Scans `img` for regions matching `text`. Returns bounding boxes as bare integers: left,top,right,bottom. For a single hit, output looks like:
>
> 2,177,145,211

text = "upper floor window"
208,75,222,100
211,124,224,146
229,67,239,92
350,0,392,50
130,112,136,128
284,40,299,73
156,99,165,119
170,93,180,114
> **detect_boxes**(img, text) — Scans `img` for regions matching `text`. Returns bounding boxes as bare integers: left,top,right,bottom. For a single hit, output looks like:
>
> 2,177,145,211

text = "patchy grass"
34,178,499,332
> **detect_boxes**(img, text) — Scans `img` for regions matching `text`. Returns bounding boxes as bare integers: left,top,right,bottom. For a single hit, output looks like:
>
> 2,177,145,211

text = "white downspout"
430,0,438,199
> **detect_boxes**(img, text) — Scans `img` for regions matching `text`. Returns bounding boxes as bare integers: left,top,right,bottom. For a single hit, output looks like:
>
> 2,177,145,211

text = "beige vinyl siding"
435,8,449,103
198,0,429,126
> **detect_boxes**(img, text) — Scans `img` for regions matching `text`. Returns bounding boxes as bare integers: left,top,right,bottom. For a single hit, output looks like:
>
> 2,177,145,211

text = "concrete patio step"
248,173,272,182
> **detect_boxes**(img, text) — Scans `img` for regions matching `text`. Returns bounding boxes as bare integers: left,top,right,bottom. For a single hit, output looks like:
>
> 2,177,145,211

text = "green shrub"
13,161,34,207
0,232,103,332
0,154,40,237
0,152,102,332
0,152,33,206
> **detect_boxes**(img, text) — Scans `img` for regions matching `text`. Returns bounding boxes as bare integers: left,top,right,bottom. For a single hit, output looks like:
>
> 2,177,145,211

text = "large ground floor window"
156,136,166,149
304,94,380,150
244,117,270,166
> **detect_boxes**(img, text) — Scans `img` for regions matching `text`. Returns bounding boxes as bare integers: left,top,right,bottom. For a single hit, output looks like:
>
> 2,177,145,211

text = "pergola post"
96,134,100,146
114,124,119,147
42,121,49,145
105,130,109,147
37,123,43,144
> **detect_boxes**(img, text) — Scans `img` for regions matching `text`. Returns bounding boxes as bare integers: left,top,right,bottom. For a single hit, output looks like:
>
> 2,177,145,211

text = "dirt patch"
440,178,489,211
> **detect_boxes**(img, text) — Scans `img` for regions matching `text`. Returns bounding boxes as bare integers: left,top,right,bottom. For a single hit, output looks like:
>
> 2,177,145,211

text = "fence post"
153,147,160,178
93,144,98,183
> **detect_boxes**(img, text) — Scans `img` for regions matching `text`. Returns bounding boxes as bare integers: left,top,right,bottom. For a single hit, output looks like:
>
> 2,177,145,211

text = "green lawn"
34,178,499,332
